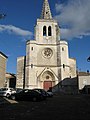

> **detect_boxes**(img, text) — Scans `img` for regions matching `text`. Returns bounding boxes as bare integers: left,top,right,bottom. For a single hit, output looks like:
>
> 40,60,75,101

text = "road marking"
4,97,18,104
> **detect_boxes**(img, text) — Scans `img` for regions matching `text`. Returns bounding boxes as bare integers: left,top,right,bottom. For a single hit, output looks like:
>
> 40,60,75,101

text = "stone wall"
52,77,78,94
0,52,7,87
78,75,90,90
69,58,76,78
16,56,26,88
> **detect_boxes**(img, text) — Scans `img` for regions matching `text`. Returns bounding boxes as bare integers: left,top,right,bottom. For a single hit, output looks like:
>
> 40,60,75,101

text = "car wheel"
32,97,37,102
6,93,10,98
11,95,15,100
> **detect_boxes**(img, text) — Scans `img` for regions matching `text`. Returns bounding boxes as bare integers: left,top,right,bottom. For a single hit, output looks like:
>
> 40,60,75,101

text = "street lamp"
87,57,90,62
0,13,6,19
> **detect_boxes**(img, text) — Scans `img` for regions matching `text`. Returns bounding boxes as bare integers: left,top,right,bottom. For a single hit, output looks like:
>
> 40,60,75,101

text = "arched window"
48,26,52,36
43,26,46,36
31,47,33,51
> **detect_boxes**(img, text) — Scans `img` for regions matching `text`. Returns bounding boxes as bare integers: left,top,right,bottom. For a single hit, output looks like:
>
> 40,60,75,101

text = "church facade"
16,0,76,90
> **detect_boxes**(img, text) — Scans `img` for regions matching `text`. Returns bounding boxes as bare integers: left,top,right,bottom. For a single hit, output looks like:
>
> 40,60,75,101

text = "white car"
0,88,16,98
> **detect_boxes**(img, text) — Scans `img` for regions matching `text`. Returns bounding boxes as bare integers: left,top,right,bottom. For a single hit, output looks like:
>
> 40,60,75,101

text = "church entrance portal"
41,71,55,90
44,81,52,90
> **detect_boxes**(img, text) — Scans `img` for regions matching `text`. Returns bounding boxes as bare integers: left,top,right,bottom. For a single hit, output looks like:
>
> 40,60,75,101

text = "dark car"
47,91,53,97
15,88,23,93
33,88,49,97
10,89,45,102
33,88,53,98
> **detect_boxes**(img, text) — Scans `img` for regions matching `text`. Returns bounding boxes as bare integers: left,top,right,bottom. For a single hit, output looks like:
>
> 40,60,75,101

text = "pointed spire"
41,0,52,19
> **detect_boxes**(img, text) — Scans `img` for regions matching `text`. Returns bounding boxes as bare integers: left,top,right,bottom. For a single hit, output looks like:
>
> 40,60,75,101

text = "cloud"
55,0,90,40
0,24,33,38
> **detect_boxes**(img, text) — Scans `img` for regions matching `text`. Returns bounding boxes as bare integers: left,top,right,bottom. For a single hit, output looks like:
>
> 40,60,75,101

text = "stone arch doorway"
41,71,55,90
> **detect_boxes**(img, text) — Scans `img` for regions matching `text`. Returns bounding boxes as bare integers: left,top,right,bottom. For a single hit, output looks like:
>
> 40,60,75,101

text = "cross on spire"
41,0,52,19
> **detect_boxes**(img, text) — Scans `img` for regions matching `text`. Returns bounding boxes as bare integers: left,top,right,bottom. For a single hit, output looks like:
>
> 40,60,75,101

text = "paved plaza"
0,94,90,120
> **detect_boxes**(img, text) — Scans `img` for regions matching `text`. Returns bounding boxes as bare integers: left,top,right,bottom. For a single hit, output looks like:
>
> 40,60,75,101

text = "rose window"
42,48,53,58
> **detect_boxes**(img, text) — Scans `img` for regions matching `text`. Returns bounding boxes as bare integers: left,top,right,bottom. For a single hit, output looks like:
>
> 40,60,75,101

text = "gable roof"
0,51,8,58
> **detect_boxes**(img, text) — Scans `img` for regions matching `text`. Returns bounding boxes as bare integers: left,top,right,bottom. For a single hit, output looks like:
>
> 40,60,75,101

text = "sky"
0,0,90,74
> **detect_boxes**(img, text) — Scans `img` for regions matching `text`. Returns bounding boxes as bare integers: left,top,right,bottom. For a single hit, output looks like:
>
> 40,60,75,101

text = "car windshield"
10,88,15,91
20,89,31,93
16,89,23,93
24,90,29,93
0,88,8,91
34,90,41,94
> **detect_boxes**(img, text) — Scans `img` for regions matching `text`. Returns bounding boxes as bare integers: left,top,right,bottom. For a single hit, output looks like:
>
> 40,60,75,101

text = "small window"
31,47,33,51
63,64,65,68
43,26,46,36
48,26,52,36
62,47,64,51
31,64,33,68
46,76,49,79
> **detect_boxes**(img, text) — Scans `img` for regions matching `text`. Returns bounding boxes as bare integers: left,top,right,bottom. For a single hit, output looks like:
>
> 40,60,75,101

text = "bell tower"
35,0,60,44
24,0,76,90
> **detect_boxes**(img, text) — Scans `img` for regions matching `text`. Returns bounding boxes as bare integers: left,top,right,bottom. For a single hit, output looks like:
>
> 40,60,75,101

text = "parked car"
0,88,16,98
9,89,46,101
15,88,23,93
47,91,53,97
33,88,52,98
